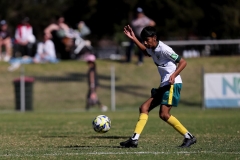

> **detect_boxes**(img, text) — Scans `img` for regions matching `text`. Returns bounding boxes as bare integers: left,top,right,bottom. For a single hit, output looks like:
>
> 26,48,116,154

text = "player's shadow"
40,135,128,139
62,145,124,149
60,136,130,149
88,135,129,139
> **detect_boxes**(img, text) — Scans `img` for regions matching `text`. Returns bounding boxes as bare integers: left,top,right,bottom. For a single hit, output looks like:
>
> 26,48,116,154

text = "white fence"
108,39,240,60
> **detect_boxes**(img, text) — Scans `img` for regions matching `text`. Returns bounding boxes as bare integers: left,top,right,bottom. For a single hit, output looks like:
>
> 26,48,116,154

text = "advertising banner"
204,73,240,108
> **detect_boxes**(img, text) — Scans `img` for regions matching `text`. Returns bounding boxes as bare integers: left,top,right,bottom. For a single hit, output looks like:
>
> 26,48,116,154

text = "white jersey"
146,41,182,87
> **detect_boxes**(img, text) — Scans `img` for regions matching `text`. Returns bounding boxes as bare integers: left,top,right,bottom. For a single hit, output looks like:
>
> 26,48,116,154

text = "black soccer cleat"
120,138,138,148
179,136,197,148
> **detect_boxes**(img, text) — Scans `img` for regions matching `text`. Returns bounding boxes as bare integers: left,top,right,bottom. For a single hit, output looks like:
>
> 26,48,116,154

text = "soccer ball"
92,115,111,133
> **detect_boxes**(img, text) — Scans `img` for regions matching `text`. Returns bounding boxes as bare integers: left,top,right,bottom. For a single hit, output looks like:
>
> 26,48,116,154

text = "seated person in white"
33,33,58,63
8,33,59,71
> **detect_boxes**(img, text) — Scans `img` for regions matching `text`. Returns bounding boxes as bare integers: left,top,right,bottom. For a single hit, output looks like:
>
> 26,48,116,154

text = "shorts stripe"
168,85,174,105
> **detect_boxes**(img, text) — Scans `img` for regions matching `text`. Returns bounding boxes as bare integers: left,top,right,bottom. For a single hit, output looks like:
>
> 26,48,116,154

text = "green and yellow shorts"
150,83,182,108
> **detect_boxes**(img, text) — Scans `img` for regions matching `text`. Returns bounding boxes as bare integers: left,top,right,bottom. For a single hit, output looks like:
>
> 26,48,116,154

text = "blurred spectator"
8,33,59,71
73,21,92,56
33,33,58,64
0,20,12,62
77,21,91,39
44,16,72,59
125,7,155,65
13,17,36,57
84,53,107,112
44,16,70,39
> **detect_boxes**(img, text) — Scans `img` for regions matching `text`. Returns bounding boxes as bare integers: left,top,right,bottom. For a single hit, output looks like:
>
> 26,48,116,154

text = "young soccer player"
120,25,196,148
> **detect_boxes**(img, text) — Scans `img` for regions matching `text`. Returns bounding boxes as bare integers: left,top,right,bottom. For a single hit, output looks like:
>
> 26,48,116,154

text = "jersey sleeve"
164,48,181,63
169,52,181,63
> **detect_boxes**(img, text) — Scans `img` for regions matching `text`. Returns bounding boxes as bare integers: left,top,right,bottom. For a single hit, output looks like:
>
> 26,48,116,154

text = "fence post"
111,65,115,111
20,65,25,112
201,66,205,110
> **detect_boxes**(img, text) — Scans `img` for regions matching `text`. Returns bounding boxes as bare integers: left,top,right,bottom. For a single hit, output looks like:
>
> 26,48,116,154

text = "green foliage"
1,0,240,40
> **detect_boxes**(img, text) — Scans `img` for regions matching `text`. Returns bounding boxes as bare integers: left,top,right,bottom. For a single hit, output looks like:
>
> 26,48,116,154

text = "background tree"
0,0,240,47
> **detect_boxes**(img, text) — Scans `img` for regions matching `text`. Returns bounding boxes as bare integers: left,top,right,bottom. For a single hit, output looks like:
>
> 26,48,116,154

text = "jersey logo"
170,53,178,60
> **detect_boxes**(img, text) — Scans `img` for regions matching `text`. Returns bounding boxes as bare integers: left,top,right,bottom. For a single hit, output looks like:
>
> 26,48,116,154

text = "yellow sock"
134,113,148,134
167,115,188,135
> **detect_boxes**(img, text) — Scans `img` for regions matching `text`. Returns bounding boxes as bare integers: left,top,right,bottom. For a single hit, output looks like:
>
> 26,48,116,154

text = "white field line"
0,151,240,157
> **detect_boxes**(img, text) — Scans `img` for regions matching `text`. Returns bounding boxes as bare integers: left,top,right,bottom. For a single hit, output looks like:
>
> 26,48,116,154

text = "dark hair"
22,17,29,23
140,26,157,40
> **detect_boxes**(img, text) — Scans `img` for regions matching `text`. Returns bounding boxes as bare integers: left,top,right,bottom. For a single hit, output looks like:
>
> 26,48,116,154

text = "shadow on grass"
32,72,118,83
62,145,124,149
88,136,129,139
41,135,72,138
32,72,149,98
41,135,129,139
31,73,103,83
60,136,130,149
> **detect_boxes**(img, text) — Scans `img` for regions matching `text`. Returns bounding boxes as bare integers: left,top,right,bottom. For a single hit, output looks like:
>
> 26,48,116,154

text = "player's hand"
90,92,97,100
124,25,136,39
169,75,175,84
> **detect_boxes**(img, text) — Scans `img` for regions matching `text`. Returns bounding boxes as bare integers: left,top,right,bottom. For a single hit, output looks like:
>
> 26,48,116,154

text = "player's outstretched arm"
124,25,147,53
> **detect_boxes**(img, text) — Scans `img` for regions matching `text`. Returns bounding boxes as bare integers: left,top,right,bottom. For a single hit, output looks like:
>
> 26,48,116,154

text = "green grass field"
0,56,240,159
1,109,240,159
